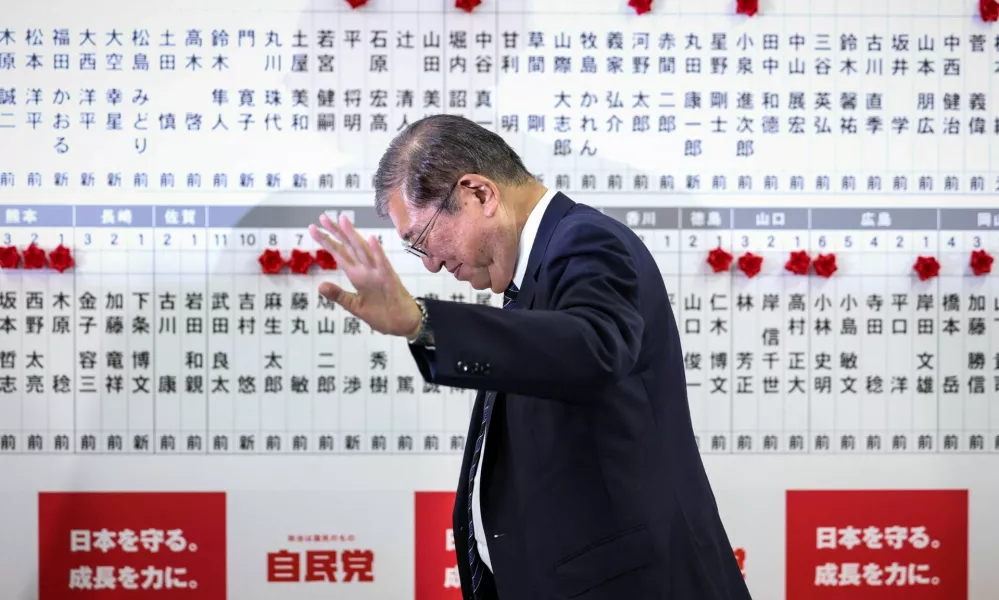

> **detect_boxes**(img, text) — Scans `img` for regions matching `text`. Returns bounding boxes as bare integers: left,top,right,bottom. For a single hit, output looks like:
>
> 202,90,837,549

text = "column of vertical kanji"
849,212,889,454
677,208,710,452
18,206,64,453
313,274,339,454
226,207,261,453
940,209,987,453
417,2,444,122
93,207,129,454
257,209,290,453
151,207,182,454
308,200,340,454
231,207,262,454
960,23,993,454
729,209,763,454
98,207,140,454
812,208,863,452
332,209,365,454
124,207,155,454
924,213,960,452
761,208,812,452
366,4,392,185
627,25,656,195
284,207,318,453
523,11,556,187
443,0,473,121
942,212,979,453
897,214,936,453
876,210,915,455
729,210,773,453
771,209,808,458
861,3,892,195
795,211,822,454
0,207,26,453
468,0,497,134
174,207,209,453
495,7,524,182
339,3,366,195
706,210,733,454
313,7,338,184
884,210,924,454
43,206,76,453
205,206,235,454
72,207,104,453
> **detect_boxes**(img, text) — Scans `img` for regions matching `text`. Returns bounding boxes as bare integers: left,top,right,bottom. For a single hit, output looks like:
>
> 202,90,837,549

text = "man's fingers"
319,213,366,266
308,223,335,249
369,235,391,267
308,224,353,267
340,213,376,267
318,281,359,313
318,213,339,234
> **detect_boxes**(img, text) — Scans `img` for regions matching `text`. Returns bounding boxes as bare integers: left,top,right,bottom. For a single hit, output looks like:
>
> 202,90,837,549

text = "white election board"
0,0,997,599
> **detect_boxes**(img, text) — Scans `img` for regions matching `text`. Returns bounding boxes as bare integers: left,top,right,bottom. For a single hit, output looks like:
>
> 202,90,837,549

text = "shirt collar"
512,187,556,289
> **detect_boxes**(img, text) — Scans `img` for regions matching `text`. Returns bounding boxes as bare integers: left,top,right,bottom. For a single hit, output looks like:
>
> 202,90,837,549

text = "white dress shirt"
471,187,557,572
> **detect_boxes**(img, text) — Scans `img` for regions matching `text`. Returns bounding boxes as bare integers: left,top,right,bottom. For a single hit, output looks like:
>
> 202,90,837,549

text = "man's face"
385,177,512,293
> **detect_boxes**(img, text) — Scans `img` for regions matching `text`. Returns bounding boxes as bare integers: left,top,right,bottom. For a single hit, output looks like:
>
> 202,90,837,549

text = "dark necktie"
468,281,518,594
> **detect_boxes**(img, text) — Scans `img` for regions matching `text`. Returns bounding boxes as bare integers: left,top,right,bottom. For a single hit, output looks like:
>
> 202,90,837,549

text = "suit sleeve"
408,219,644,402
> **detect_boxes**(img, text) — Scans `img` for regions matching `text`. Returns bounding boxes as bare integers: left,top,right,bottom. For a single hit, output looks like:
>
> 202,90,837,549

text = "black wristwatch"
408,297,435,348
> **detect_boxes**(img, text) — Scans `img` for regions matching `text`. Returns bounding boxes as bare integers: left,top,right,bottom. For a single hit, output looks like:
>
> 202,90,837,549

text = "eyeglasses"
403,178,460,259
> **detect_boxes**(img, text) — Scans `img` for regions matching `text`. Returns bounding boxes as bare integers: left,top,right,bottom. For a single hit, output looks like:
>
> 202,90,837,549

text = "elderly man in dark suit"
309,114,752,600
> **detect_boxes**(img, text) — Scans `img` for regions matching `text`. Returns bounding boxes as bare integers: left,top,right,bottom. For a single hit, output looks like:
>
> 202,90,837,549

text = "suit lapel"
515,191,575,311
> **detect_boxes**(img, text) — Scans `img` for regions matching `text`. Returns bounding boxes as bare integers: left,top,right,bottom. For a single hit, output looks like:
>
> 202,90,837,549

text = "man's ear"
459,174,501,217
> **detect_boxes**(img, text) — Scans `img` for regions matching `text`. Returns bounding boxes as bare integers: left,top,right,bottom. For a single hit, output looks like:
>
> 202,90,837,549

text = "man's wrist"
407,297,435,347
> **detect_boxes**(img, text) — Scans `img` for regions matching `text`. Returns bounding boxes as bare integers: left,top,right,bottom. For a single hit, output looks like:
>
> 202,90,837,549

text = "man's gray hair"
373,114,533,218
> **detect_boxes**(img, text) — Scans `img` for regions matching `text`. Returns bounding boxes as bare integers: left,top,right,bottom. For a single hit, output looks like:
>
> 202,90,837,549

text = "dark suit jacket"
409,192,752,600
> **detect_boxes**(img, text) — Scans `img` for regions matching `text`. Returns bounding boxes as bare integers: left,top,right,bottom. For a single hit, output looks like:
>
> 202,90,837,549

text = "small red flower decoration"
912,256,940,281
48,244,75,273
737,252,762,278
736,0,759,17
0,245,20,269
970,249,993,276
258,249,286,274
21,243,47,269
629,0,653,15
345,0,367,7
812,253,838,278
981,0,998,22
314,249,338,270
784,250,811,275
706,247,733,273
455,0,481,12
288,249,314,274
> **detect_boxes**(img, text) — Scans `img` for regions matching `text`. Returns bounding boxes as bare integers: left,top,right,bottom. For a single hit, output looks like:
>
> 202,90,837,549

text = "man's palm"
309,213,421,338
